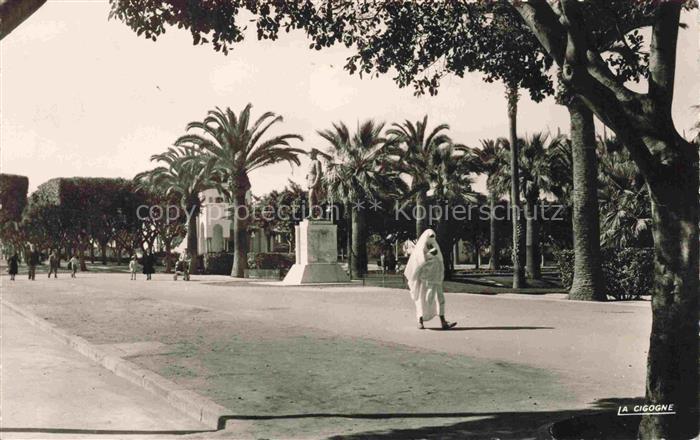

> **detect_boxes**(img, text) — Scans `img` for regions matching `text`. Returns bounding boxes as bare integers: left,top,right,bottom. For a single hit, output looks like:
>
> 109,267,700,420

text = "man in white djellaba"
404,229,457,330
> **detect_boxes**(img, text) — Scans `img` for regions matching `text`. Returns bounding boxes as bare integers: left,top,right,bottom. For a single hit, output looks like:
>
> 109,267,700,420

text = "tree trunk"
567,100,605,301
78,241,87,271
345,202,352,279
525,198,541,279
89,243,95,264
638,142,699,439
507,84,525,288
473,239,480,269
164,241,173,273
186,212,199,274
230,191,249,278
489,193,500,270
350,204,367,278
435,220,453,280
415,191,427,239
100,242,108,265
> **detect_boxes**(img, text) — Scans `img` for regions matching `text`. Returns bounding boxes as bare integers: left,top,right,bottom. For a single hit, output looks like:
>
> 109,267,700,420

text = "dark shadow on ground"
426,326,554,331
214,398,643,439
322,398,641,440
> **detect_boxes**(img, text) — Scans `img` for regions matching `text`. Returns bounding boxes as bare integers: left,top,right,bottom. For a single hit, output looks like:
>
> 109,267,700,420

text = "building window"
215,197,224,203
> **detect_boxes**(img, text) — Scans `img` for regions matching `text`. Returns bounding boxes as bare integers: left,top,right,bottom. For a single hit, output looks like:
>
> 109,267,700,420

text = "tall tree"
319,120,392,278
518,133,562,279
505,84,526,288
175,104,304,277
136,146,221,274
427,143,479,277
513,2,698,436
386,116,451,239
473,140,508,270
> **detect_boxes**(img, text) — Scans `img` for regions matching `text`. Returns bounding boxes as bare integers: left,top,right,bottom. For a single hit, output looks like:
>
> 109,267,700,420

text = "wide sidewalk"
0,304,212,439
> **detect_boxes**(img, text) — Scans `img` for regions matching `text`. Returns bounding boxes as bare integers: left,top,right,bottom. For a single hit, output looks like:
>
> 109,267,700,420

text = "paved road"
3,273,651,408
0,304,211,439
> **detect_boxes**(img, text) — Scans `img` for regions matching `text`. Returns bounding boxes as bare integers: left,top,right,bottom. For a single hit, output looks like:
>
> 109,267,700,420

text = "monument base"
282,263,349,284
281,219,349,285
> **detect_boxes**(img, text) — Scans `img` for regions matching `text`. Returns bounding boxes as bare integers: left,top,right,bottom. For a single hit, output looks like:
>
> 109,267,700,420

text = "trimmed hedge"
555,247,654,300
248,252,295,271
0,174,29,223
204,252,234,275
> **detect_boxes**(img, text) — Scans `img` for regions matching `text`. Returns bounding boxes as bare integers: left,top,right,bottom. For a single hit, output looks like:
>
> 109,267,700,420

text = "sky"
1,2,698,196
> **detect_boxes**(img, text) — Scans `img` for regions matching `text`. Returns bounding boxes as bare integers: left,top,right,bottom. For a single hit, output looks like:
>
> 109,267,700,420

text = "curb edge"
1,298,230,429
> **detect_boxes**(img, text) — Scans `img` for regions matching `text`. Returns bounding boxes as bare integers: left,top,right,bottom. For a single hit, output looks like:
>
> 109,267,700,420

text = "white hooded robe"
403,229,445,321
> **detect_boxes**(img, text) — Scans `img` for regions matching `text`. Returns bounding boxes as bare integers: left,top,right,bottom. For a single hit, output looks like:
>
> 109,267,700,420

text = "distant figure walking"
69,255,79,278
129,255,138,280
8,253,19,281
27,245,40,281
48,250,59,278
404,229,456,330
142,252,155,280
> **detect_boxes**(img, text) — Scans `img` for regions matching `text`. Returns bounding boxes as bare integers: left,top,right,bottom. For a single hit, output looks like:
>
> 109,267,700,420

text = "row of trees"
0,176,188,272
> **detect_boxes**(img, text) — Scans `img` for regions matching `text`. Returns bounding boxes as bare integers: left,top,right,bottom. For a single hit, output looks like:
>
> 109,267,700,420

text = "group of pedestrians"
5,247,190,281
6,247,80,281
128,252,190,281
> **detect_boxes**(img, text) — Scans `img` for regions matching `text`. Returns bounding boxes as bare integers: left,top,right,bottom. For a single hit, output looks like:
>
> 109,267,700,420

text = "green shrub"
554,249,575,290
601,248,654,300
555,248,654,300
249,252,295,271
204,252,234,275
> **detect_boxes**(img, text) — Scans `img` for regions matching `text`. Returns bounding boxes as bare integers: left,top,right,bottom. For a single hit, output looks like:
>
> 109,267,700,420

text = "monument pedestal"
282,219,349,284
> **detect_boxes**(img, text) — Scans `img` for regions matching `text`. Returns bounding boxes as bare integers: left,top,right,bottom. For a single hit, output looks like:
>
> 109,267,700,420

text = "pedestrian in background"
129,255,138,280
27,245,39,281
48,250,59,278
8,253,19,281
69,255,79,278
142,251,155,280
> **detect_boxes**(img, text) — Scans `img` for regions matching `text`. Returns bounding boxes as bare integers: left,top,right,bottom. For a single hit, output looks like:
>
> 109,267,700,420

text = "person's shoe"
441,321,457,330
418,317,425,330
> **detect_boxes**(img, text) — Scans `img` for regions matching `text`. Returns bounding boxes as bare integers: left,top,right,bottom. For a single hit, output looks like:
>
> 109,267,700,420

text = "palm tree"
505,83,525,288
386,116,451,239
518,133,561,279
136,146,221,273
473,139,508,270
428,144,479,277
598,137,652,248
319,120,392,278
566,99,605,301
175,104,304,277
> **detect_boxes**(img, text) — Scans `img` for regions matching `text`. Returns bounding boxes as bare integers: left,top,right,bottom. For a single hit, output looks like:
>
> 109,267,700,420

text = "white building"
194,189,272,255
197,189,231,254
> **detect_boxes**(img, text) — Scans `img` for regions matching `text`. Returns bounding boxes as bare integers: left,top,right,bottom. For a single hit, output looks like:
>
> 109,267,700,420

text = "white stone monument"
282,219,349,284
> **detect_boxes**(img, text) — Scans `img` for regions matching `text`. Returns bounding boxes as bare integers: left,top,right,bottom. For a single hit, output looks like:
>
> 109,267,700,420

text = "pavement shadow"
322,398,638,440
427,326,554,331
215,398,639,438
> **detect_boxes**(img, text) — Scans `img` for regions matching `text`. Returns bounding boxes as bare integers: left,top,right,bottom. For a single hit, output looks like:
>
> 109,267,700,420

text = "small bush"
554,249,575,290
602,248,654,300
555,248,654,300
249,252,295,271
204,252,234,275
